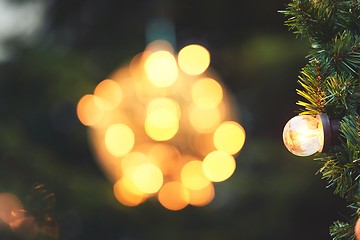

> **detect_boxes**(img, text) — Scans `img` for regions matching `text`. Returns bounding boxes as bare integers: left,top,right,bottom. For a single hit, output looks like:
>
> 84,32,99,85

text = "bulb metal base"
317,113,339,153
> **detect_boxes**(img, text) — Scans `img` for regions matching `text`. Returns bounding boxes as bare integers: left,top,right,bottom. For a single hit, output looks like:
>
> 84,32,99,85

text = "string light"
355,216,360,240
77,40,246,210
283,113,339,156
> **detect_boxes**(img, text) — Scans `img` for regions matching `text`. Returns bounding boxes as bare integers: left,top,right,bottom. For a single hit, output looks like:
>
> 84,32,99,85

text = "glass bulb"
283,115,324,156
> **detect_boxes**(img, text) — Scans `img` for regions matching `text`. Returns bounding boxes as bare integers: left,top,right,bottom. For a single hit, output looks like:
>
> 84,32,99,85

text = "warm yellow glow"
121,152,150,177
132,163,163,194
145,108,179,141
105,124,135,157
9,216,39,237
145,40,174,54
193,133,216,157
213,121,246,155
188,105,221,133
0,193,24,224
283,115,324,156
134,79,158,105
77,94,104,126
188,182,215,206
144,51,178,88
178,44,210,75
94,79,123,111
203,151,236,182
158,182,189,211
191,78,223,109
114,178,145,206
147,98,181,119
181,160,210,190
80,39,245,210
355,217,360,240
147,144,181,176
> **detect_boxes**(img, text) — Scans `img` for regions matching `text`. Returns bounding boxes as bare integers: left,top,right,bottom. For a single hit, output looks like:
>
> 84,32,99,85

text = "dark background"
0,0,349,239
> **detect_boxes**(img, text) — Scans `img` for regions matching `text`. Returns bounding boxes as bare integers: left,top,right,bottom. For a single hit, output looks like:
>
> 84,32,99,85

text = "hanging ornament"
77,40,246,210
355,216,360,240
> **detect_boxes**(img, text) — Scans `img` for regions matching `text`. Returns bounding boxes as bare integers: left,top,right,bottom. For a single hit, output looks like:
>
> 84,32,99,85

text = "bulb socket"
317,113,340,153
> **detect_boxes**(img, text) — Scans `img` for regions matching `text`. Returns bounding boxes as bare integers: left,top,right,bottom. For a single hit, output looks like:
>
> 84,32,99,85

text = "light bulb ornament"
283,113,340,156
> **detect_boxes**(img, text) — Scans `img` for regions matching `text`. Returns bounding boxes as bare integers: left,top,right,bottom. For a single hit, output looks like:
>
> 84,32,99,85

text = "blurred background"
0,0,350,239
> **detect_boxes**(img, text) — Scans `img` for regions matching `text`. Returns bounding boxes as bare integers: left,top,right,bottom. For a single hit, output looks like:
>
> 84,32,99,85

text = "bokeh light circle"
94,79,123,111
158,182,190,211
202,151,236,182
77,40,246,210
191,78,223,109
77,94,104,126
145,108,179,141
188,104,221,133
181,160,210,190
105,124,135,157
131,163,163,194
213,121,246,155
113,178,145,207
144,50,178,88
188,182,215,206
178,44,210,75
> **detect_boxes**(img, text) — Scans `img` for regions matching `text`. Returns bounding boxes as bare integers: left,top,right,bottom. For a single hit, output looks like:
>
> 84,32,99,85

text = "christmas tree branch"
282,0,360,238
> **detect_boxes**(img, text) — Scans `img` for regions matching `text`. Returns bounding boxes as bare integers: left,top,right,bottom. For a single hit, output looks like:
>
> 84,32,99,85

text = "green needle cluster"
281,0,360,239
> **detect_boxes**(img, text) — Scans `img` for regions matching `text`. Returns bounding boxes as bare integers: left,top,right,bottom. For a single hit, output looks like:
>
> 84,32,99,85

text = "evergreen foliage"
281,0,360,239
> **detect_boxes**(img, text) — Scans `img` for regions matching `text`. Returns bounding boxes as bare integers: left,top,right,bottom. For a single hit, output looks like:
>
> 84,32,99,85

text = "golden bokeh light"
77,40,246,210
213,121,246,155
114,178,145,207
202,151,236,182
147,144,181,176
121,152,150,178
181,160,210,190
145,108,179,141
144,50,178,88
94,79,123,111
191,78,223,109
178,44,210,75
158,182,190,211
131,163,163,194
193,133,216,157
147,98,181,119
188,182,215,206
77,94,104,126
188,104,221,133
105,124,135,157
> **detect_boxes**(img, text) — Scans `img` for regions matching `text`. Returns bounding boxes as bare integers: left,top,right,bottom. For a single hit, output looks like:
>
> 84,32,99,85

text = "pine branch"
340,115,360,164
296,62,327,114
282,0,360,43
323,73,359,115
330,221,355,240
309,30,360,76
281,0,360,238
316,152,358,199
